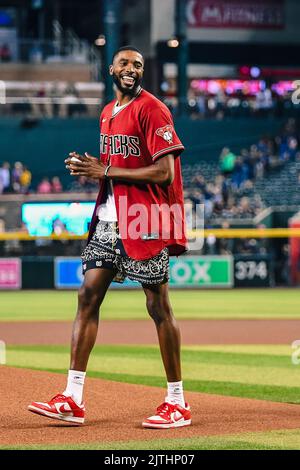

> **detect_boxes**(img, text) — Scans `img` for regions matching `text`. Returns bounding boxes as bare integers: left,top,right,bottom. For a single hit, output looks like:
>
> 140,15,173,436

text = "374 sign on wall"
234,255,274,287
187,0,285,29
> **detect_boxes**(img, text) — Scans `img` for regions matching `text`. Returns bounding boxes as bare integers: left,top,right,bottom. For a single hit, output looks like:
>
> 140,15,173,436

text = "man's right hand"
65,151,107,179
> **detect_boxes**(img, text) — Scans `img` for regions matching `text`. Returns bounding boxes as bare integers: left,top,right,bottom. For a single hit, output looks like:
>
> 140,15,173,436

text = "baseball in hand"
70,156,81,163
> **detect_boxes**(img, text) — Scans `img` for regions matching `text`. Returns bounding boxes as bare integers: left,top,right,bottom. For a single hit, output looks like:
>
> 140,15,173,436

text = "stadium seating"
254,161,300,206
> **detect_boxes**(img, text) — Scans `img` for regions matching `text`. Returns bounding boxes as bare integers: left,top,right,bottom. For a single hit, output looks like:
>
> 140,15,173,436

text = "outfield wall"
0,255,274,290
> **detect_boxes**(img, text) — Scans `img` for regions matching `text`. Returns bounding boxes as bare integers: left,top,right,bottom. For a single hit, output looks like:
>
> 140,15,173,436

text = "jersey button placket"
107,117,116,250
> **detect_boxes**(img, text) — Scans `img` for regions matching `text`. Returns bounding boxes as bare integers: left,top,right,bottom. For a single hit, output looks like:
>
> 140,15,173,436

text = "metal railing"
1,228,300,241
17,38,89,64
4,21,102,80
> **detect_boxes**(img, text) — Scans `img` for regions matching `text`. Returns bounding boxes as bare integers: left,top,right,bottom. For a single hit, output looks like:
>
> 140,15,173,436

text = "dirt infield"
1,319,300,345
2,366,300,447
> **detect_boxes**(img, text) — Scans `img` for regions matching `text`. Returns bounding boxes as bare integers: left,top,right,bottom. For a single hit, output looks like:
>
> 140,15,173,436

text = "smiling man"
28,46,191,429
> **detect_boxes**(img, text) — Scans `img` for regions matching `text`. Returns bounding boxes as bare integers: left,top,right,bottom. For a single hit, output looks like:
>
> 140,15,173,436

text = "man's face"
110,50,144,96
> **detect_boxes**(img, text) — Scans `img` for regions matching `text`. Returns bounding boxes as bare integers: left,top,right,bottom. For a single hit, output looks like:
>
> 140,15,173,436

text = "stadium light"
250,66,261,78
167,38,179,48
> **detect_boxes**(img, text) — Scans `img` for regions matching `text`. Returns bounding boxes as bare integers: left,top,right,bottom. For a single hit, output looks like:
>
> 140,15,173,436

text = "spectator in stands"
219,221,234,255
48,81,62,118
255,87,273,117
19,165,32,194
59,83,86,118
191,174,206,191
286,137,298,161
203,183,215,219
31,85,53,119
205,233,217,255
51,176,63,193
195,92,207,119
237,197,255,218
221,195,237,219
215,174,229,205
232,156,247,189
37,177,52,194
215,89,226,118
241,148,255,181
0,162,11,194
67,175,98,193
219,147,236,176
29,43,43,63
12,161,23,192
253,194,264,215
0,43,11,62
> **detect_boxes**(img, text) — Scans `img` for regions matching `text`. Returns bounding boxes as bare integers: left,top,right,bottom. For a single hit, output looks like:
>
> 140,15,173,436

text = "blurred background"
0,0,300,290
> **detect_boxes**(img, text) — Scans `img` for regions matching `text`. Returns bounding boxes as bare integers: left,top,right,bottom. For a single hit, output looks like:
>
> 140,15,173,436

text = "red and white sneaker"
142,401,191,429
28,394,85,425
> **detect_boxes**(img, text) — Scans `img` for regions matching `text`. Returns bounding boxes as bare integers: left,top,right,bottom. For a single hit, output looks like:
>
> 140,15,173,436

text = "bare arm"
108,154,174,186
65,152,175,187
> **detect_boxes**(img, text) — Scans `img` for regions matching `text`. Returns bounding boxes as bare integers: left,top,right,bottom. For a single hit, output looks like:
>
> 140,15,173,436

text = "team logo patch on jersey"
156,125,174,144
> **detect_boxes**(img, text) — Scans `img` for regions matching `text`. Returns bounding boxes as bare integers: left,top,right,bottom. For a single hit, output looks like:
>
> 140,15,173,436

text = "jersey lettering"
100,133,109,154
100,133,140,158
129,136,140,157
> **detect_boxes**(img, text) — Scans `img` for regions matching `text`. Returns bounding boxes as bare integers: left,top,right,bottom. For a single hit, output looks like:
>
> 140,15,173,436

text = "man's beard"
112,73,142,96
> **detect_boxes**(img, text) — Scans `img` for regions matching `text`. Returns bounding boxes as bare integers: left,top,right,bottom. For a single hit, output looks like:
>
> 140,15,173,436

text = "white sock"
63,370,86,405
166,381,185,407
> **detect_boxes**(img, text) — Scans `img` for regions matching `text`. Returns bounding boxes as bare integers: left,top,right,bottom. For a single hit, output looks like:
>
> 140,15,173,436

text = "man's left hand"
65,152,107,179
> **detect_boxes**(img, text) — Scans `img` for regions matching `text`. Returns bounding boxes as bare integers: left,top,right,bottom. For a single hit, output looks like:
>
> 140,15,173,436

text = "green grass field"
0,288,299,321
2,429,300,450
0,429,300,451
2,288,300,449
6,344,300,403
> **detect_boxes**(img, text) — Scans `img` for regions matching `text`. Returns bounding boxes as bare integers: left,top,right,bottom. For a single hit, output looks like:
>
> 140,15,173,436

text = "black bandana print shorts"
81,221,169,285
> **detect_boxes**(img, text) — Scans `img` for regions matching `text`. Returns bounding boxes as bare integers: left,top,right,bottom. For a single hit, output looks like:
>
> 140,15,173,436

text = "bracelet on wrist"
104,164,111,179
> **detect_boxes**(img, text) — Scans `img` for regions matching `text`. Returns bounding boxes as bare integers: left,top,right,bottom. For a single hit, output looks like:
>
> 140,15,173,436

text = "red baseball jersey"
88,88,188,260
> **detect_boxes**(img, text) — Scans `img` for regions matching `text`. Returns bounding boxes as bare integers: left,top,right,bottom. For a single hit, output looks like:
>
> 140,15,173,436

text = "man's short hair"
112,46,144,63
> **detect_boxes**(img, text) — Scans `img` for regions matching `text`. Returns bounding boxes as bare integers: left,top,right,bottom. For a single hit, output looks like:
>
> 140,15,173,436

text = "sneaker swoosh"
54,402,72,414
59,404,72,413
171,411,184,422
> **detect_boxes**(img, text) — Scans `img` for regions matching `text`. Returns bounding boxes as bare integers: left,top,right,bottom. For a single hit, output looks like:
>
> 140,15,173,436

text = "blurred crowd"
184,119,300,224
0,161,99,195
3,79,299,121
0,161,32,194
164,87,300,120
5,82,90,119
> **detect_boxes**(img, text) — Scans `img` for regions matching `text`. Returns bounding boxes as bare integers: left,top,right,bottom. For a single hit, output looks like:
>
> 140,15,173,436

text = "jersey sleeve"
142,104,185,162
